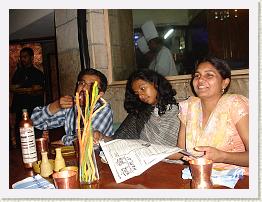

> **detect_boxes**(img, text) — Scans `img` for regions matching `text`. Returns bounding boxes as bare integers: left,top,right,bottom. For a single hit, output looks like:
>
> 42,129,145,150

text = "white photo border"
1,0,260,200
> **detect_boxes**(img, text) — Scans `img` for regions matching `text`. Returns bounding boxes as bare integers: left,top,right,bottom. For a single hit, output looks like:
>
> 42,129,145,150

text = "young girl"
113,69,180,146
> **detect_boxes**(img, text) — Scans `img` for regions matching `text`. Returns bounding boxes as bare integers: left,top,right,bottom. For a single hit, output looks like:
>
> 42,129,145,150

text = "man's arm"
31,95,74,130
48,96,73,114
92,102,113,137
30,104,67,131
11,66,24,84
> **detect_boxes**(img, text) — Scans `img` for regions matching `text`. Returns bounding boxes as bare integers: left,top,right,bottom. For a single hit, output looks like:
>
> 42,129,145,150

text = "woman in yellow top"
176,56,248,174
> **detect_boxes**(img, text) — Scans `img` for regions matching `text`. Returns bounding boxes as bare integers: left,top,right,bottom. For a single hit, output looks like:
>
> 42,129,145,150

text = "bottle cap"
22,109,27,113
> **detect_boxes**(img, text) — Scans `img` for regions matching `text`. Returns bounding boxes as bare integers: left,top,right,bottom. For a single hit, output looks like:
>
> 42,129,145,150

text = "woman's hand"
194,146,226,163
182,155,195,161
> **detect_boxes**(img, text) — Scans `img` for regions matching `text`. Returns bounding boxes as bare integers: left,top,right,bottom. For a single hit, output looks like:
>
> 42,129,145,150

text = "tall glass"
78,136,100,185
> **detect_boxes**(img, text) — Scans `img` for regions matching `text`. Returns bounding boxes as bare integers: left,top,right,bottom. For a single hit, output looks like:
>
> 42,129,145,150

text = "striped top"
114,104,180,147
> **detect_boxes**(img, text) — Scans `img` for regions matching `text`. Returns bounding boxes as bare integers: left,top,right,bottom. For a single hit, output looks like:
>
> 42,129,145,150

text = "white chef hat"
141,21,159,42
137,36,150,54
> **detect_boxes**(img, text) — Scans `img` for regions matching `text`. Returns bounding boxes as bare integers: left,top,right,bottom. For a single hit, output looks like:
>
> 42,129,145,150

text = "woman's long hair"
124,69,177,116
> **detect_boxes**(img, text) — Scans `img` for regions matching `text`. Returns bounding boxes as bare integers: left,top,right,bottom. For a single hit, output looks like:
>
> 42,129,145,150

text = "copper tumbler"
189,158,213,189
36,138,49,160
52,170,79,189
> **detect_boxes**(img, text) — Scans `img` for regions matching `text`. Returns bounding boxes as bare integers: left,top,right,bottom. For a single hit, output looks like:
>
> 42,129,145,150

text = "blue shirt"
31,99,113,145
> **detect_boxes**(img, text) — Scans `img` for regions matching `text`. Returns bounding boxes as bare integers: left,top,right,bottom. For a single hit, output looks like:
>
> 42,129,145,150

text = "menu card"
100,139,182,183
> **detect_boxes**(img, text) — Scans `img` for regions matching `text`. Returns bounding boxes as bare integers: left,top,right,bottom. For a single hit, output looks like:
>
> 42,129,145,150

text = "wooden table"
9,147,249,189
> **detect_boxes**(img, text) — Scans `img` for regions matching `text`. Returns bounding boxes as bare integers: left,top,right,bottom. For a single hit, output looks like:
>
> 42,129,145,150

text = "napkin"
12,174,55,189
182,167,244,188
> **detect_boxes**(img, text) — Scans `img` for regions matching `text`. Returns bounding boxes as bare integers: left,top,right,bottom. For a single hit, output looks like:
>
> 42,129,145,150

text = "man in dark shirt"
10,47,45,147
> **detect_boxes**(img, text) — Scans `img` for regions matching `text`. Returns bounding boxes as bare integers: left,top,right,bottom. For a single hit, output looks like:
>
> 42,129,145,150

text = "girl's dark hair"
124,69,177,116
191,56,231,94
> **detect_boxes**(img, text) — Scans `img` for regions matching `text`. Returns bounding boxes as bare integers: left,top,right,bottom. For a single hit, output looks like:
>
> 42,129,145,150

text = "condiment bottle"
54,148,66,172
40,151,53,177
19,109,37,168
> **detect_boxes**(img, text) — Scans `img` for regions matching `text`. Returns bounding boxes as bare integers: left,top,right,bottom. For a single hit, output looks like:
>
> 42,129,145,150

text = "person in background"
10,47,45,147
31,68,113,146
136,36,155,69
170,56,249,174
111,69,180,146
141,21,178,76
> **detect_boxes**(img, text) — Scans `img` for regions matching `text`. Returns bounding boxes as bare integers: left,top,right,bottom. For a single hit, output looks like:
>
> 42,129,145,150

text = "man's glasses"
77,80,101,91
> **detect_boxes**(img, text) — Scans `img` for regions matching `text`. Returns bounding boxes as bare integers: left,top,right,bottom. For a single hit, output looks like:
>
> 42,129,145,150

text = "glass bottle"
19,109,37,168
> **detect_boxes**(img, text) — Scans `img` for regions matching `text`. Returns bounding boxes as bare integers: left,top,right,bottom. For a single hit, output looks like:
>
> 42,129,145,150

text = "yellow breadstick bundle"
75,80,102,183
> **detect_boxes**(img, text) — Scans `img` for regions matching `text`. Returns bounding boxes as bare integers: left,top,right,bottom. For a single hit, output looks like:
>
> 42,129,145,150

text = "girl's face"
132,79,158,105
192,62,230,99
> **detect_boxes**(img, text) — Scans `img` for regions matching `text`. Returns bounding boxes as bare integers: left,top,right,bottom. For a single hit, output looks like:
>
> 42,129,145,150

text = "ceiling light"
164,28,174,40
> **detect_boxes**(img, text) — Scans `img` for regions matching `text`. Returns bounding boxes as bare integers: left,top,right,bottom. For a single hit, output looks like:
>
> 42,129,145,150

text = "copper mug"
52,170,79,189
189,158,213,189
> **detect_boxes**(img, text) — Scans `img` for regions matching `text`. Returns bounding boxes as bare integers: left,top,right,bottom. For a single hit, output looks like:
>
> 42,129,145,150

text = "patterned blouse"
179,94,249,173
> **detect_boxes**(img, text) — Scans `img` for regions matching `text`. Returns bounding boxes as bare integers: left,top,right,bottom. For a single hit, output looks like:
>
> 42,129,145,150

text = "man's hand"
49,95,73,114
31,85,43,91
93,131,112,144
93,131,103,145
59,96,74,109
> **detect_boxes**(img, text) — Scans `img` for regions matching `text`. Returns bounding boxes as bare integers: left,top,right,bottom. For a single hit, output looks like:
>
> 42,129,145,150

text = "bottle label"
20,126,37,164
